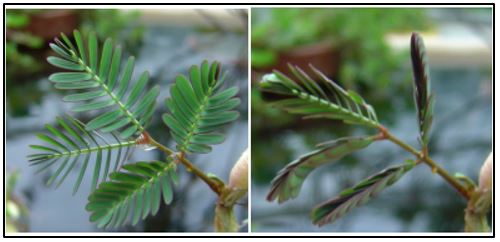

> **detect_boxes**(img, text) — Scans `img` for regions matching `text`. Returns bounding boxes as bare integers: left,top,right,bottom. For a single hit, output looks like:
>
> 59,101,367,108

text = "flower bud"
228,148,248,191
478,152,492,192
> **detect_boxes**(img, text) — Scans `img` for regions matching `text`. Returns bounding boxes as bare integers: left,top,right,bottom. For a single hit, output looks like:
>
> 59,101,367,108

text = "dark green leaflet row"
47,30,159,139
162,61,240,154
86,161,179,228
28,116,136,194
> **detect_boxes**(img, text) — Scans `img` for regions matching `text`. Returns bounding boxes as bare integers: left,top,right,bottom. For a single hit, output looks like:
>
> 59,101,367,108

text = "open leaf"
47,30,159,139
28,116,136,194
260,64,379,128
410,33,434,147
267,136,377,203
86,161,178,228
162,61,240,154
311,162,415,226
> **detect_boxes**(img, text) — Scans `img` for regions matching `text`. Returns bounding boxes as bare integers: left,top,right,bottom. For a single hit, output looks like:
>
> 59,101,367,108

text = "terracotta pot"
276,41,340,78
25,10,78,40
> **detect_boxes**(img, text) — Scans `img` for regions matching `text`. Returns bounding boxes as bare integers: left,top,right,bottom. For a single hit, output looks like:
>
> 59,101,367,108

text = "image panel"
251,7,492,232
5,8,249,233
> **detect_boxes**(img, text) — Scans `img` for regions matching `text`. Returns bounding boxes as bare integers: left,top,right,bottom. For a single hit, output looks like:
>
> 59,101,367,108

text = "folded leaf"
311,162,415,226
410,33,434,147
267,136,377,203
260,65,379,128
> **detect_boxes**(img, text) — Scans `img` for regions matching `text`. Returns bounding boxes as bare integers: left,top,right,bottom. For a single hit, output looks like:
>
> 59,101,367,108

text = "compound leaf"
47,29,159,139
162,61,240,154
86,161,178,228
267,136,377,204
28,116,136,194
260,64,379,128
410,32,434,147
311,162,415,226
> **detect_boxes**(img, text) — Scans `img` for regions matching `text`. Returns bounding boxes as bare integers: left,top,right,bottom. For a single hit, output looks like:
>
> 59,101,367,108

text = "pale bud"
228,149,248,191
478,152,492,192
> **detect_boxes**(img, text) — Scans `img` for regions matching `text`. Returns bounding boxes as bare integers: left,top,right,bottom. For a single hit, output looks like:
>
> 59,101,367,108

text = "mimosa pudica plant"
260,33,491,231
27,29,246,231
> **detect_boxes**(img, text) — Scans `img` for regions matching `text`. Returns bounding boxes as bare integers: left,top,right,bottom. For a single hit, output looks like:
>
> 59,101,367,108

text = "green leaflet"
86,161,178,228
47,29,159,139
162,61,240,154
47,57,84,71
62,90,106,102
49,72,93,83
260,64,379,128
310,162,415,226
410,33,434,147
267,136,376,204
28,116,136,194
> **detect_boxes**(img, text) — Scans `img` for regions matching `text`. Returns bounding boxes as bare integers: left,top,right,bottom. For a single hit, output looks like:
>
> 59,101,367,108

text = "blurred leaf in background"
6,10,45,84
5,170,29,232
251,8,432,112
79,9,145,55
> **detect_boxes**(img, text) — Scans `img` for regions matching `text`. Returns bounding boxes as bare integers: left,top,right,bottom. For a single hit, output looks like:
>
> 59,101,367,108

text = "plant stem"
378,125,470,200
148,136,223,196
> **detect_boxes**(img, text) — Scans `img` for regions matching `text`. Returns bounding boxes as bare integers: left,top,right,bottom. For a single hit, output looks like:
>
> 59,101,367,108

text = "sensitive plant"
27,29,247,232
260,33,491,231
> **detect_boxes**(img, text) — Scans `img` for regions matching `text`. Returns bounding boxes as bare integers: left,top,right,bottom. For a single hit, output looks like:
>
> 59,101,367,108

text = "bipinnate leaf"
410,33,434,146
267,136,377,204
28,116,136,194
86,161,178,228
311,162,415,226
162,61,240,154
260,64,379,128
47,30,159,139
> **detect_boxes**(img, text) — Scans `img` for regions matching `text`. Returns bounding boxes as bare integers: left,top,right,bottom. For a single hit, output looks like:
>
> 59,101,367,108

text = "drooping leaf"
162,61,240,154
86,161,178,228
260,64,379,128
28,116,136,194
267,136,377,204
47,29,159,139
410,32,434,147
310,162,415,226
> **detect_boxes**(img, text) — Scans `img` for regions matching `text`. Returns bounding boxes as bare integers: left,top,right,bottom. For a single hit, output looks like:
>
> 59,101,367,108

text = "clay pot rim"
31,9,76,18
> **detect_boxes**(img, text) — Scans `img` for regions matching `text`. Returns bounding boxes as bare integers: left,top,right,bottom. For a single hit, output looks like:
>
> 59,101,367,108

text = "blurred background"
5,8,248,232
251,8,492,232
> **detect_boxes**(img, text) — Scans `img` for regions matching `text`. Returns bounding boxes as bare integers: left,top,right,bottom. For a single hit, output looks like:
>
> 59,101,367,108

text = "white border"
2,2,495,238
